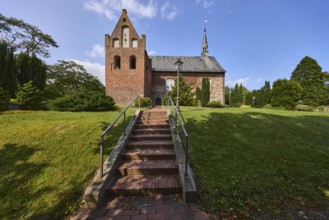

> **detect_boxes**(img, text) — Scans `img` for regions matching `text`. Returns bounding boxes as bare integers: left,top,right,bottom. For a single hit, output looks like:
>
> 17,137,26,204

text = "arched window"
166,78,175,91
132,39,138,48
112,38,119,48
114,56,121,69
130,56,136,69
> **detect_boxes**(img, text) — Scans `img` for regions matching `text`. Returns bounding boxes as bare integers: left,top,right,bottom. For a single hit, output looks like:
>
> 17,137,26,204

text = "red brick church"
105,9,226,105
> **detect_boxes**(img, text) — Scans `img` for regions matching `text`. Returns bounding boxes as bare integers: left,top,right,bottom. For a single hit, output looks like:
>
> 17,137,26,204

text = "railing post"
138,97,140,109
185,135,188,176
123,111,126,136
100,137,104,177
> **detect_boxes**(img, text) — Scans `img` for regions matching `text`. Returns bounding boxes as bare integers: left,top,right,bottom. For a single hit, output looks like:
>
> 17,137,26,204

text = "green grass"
179,107,329,218
0,109,135,219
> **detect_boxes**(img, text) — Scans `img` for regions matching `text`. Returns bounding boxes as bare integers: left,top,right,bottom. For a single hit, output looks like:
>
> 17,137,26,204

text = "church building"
105,9,226,105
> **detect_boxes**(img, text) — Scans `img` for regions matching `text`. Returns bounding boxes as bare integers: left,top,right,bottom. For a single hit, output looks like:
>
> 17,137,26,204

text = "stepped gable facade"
105,9,226,105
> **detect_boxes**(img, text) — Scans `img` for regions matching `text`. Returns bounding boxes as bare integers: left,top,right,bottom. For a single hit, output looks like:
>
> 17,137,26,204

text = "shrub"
207,101,222,108
47,91,116,112
16,81,43,110
140,97,151,107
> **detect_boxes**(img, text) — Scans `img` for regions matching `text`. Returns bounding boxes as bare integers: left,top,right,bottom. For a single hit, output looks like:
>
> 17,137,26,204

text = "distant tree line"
0,13,116,111
226,56,329,110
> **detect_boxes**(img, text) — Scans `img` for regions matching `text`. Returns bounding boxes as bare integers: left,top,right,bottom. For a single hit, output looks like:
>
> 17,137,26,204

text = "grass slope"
180,107,329,218
0,109,134,219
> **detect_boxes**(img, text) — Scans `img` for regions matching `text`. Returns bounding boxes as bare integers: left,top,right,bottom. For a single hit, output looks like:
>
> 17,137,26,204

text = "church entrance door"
154,97,162,106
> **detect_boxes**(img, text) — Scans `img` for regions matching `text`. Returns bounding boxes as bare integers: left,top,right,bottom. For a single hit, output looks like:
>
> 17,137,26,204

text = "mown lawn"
179,107,329,218
0,109,134,220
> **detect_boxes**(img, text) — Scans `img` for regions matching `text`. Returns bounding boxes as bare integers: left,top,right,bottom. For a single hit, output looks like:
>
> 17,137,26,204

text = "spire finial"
201,20,208,57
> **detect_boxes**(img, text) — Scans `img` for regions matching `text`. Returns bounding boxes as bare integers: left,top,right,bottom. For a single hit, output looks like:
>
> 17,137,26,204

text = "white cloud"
226,77,250,87
87,44,105,59
148,50,156,55
196,0,214,9
161,2,177,21
84,0,157,21
69,59,105,84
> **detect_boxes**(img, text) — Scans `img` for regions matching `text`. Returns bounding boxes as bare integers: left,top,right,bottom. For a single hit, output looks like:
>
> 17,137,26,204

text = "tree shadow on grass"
0,143,49,220
182,110,329,218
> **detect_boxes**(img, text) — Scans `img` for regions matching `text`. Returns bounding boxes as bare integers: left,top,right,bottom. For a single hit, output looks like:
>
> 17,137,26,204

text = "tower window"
123,18,126,22
114,56,121,69
130,56,136,69
132,39,138,48
113,38,119,48
122,26,129,48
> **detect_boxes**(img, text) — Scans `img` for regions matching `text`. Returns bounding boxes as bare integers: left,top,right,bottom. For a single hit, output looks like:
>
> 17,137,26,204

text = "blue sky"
2,0,329,90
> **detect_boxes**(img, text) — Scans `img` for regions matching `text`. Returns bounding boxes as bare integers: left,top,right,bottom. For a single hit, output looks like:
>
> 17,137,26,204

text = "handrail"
99,96,140,177
168,96,189,176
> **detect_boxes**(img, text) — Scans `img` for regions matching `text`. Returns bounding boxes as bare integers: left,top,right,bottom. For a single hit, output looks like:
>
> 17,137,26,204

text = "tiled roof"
150,56,226,73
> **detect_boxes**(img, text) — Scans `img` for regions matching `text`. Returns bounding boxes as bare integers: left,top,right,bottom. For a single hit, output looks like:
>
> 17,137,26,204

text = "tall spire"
201,20,208,57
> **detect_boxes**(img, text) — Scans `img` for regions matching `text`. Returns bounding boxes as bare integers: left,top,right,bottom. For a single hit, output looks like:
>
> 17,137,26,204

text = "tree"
17,81,43,109
245,91,253,105
0,41,17,97
224,86,230,105
201,77,210,107
291,56,326,106
230,83,243,107
196,86,202,106
169,75,194,106
271,79,302,110
0,13,58,58
16,53,47,91
0,86,9,110
45,60,104,99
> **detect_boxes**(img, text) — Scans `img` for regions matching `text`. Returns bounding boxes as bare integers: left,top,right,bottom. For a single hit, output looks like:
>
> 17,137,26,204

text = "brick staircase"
106,107,182,197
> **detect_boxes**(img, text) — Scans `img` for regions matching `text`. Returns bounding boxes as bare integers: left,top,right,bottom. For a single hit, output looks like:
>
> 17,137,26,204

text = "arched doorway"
154,97,162,106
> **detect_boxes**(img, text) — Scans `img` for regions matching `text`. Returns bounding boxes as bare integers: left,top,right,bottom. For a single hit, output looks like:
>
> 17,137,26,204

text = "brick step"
123,149,176,160
127,140,173,149
132,128,171,135
116,160,178,176
130,134,172,141
139,117,168,122
137,120,169,125
107,175,182,196
135,124,170,129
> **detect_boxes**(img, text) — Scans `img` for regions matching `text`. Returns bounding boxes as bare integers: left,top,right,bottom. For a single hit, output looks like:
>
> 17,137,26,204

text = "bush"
207,101,222,108
138,97,151,107
17,81,43,110
48,91,116,112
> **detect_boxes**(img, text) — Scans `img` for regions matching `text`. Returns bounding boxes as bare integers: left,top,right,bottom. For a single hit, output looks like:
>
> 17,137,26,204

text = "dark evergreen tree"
201,77,210,107
169,75,194,106
0,41,17,97
245,91,253,105
271,79,302,110
224,86,230,105
0,86,9,110
291,56,326,106
230,83,243,107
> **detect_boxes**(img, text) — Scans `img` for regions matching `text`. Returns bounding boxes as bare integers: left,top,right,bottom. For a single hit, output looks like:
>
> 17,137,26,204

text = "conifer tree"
271,79,302,109
201,77,210,107
291,56,326,106
17,81,43,109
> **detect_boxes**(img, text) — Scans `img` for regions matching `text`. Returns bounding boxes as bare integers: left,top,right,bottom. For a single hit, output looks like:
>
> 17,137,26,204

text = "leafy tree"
291,56,326,106
169,75,194,106
0,13,58,58
16,81,43,109
201,77,210,107
45,60,104,99
47,91,116,112
271,79,302,110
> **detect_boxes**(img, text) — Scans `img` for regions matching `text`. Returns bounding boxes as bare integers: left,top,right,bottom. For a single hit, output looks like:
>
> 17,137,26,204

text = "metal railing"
99,96,140,177
167,96,189,175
